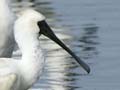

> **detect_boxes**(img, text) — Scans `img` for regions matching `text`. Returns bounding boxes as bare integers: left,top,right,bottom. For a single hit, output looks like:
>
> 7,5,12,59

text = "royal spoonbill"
0,9,90,90
0,0,16,57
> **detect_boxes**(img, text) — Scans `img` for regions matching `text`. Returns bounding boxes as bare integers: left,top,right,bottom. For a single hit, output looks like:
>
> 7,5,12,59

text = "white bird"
0,9,90,90
0,0,16,57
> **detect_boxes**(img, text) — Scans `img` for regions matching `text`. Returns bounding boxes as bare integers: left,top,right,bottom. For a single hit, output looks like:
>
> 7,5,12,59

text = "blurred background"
12,0,120,90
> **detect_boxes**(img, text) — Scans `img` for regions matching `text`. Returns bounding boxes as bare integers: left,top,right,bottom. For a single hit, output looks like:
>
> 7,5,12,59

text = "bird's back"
0,73,17,90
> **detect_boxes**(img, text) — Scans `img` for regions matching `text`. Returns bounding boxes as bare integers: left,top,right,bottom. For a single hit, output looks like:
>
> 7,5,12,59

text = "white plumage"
0,0,16,57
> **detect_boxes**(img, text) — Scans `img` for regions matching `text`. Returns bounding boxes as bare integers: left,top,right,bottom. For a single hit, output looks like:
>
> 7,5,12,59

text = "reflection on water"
80,24,99,59
12,0,98,90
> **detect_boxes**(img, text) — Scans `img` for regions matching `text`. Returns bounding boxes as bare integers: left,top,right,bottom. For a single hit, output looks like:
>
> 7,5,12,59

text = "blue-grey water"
12,0,120,90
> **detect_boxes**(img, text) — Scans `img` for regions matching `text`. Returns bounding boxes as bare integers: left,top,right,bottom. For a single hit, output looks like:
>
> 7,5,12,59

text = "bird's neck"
19,37,45,85
21,39,44,64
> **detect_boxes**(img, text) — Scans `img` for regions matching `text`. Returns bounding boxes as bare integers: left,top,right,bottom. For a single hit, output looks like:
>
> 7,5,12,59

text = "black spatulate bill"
38,20,90,73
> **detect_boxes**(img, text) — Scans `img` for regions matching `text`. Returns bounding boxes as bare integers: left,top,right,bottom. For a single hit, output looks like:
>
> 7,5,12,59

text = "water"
12,0,120,90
